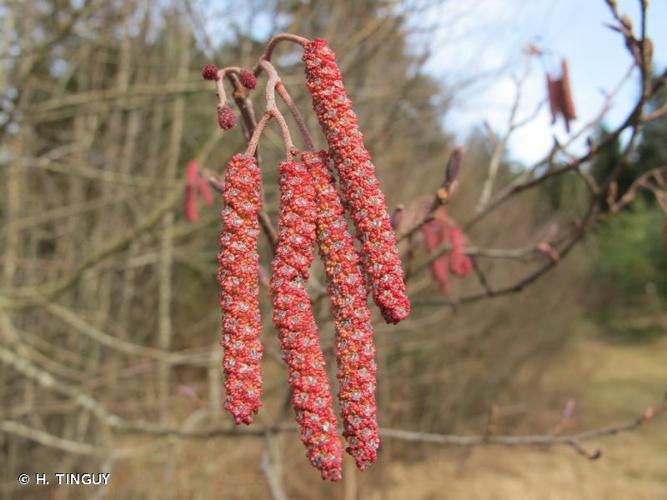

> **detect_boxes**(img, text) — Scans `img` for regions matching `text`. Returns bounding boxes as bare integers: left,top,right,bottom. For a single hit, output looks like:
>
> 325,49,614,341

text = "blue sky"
418,0,667,164
199,0,665,165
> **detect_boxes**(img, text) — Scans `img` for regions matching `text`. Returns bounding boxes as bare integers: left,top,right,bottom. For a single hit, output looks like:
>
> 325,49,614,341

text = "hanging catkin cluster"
271,159,344,480
205,34,410,481
422,209,473,293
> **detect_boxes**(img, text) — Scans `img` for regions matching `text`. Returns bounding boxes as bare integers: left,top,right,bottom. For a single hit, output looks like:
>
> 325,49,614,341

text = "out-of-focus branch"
380,398,667,460
0,420,105,457
114,398,667,462
0,188,182,309
475,55,540,212
464,62,649,232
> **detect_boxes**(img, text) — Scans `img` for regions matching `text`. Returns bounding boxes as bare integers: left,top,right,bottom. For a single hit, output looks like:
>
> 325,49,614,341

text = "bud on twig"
445,146,464,190
202,64,219,81
217,104,236,130
239,69,257,90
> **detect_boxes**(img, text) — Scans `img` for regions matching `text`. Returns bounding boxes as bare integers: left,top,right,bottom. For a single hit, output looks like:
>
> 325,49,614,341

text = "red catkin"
184,160,215,222
449,225,473,277
303,151,379,470
202,63,219,81
184,160,200,222
197,175,214,206
445,146,464,187
422,211,472,292
302,38,410,325
422,218,450,293
271,159,343,481
217,154,263,425
239,69,257,90
217,104,236,130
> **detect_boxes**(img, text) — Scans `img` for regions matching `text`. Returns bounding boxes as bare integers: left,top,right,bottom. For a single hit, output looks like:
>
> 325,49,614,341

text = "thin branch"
380,399,666,460
254,33,310,76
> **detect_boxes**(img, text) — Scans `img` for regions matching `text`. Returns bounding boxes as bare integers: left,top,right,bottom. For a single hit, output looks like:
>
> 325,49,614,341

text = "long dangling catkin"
217,154,263,425
422,217,451,293
302,151,379,470
449,224,473,277
184,160,200,222
422,210,473,293
271,159,343,481
302,38,410,325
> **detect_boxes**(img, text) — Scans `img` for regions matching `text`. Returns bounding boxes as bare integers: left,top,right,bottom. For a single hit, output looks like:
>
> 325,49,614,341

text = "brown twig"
254,33,310,76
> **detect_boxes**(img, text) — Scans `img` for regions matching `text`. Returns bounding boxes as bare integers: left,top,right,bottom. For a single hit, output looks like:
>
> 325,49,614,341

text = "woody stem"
255,33,310,75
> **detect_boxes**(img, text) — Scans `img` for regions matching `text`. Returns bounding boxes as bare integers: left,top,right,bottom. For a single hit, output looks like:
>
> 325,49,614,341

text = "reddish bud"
239,69,257,90
445,146,464,187
217,104,236,130
202,63,219,81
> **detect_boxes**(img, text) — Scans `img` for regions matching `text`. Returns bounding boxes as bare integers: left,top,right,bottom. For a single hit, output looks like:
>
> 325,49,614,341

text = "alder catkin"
303,151,379,470
217,154,263,425
302,38,410,325
271,158,343,481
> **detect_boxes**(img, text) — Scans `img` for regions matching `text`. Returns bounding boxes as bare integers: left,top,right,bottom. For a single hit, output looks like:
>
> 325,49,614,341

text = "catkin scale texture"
302,38,410,325
303,151,379,470
217,154,264,425
271,159,343,481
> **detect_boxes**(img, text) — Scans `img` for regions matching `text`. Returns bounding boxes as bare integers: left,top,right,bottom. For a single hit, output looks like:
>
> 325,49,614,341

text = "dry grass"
87,326,667,500
373,329,667,500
